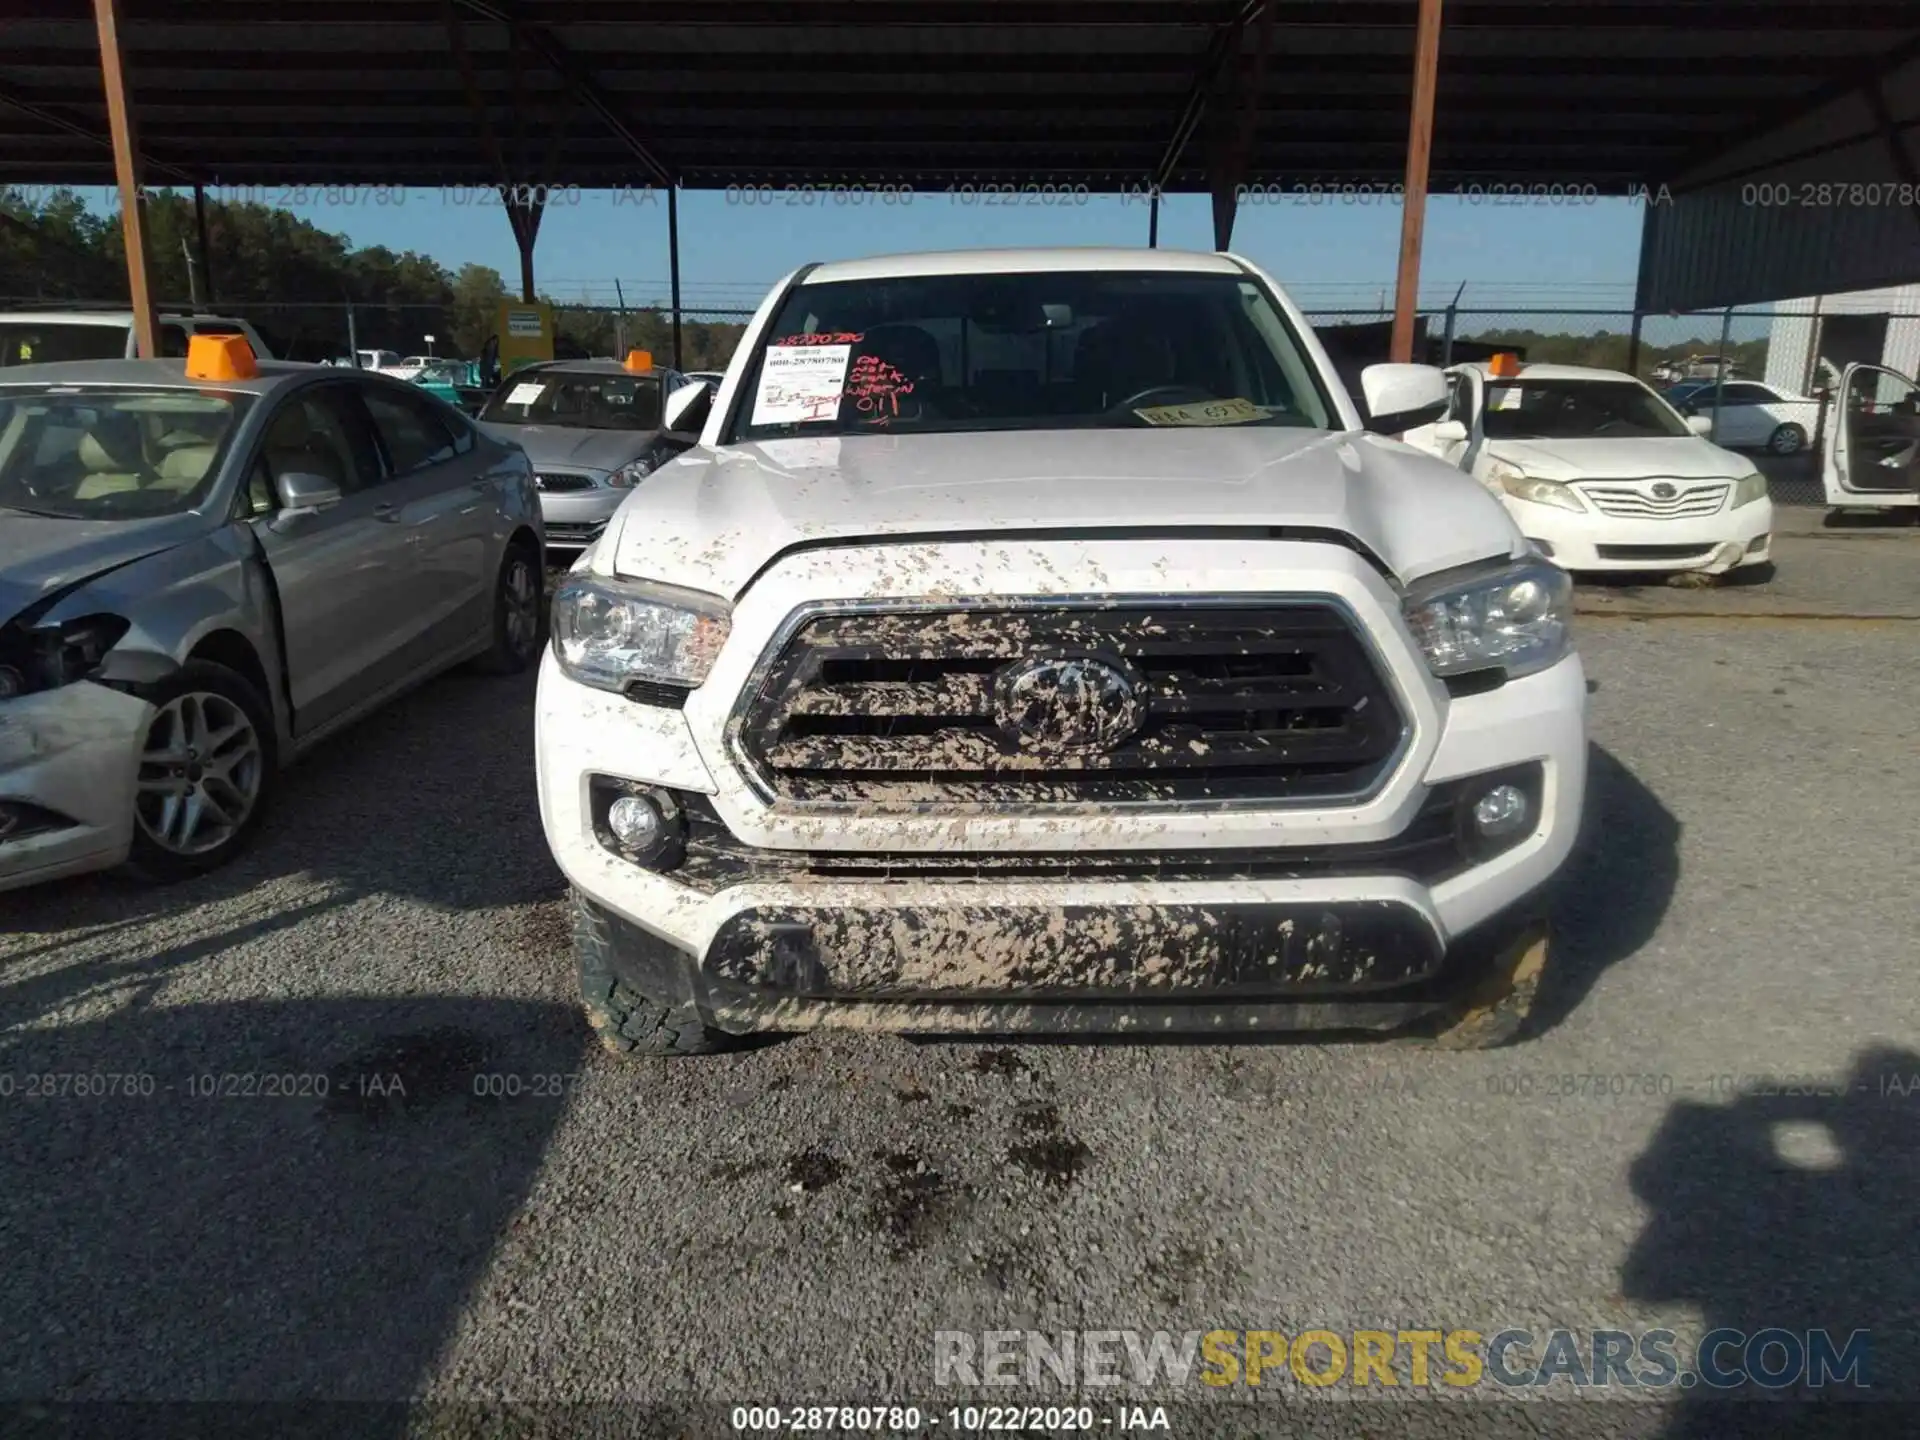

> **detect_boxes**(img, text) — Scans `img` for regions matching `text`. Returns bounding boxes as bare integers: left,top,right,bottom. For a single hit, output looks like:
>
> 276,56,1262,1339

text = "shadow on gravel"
1529,742,1681,1034
2,669,566,1024
0,994,587,1403
1623,1045,1919,1436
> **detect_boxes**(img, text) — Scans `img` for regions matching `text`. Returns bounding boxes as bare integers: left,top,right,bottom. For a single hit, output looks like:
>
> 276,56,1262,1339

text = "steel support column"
1148,188,1159,248
1389,0,1445,363
668,183,683,371
92,0,156,359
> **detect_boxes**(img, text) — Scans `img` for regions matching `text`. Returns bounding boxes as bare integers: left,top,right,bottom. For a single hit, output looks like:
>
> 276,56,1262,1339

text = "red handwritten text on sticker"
780,332,866,347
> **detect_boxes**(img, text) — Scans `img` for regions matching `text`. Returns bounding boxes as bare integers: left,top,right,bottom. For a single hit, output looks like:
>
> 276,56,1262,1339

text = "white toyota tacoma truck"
534,248,1588,1056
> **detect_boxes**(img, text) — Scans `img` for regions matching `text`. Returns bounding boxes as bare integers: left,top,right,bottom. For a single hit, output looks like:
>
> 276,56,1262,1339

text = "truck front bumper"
537,640,1589,1037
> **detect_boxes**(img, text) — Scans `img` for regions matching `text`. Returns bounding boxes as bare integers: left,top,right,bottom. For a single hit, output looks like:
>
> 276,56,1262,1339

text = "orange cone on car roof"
185,333,257,381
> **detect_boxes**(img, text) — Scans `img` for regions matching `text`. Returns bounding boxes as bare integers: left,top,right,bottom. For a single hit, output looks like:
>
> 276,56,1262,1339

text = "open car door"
1824,362,1920,510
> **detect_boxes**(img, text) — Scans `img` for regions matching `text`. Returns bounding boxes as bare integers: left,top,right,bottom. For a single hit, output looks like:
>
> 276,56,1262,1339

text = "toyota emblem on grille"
1650,482,1678,500
993,655,1145,754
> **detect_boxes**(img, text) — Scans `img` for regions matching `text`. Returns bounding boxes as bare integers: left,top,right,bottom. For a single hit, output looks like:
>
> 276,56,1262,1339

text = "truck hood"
1485,435,1755,481
604,428,1521,599
0,511,203,627
481,423,657,474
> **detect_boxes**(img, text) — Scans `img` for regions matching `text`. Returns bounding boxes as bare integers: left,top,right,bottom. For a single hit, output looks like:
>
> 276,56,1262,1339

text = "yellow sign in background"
497,302,554,373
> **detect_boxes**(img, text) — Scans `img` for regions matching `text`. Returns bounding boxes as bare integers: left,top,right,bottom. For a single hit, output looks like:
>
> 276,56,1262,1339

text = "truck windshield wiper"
0,502,70,518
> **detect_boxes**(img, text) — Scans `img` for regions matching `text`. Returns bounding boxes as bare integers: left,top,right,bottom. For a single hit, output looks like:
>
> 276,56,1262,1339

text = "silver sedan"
475,360,706,553
0,354,544,890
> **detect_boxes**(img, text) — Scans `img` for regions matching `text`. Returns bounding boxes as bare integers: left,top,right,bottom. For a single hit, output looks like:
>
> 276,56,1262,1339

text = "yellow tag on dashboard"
1133,397,1272,427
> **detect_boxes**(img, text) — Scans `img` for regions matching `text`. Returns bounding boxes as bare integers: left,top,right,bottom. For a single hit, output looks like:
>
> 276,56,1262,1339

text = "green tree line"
1455,325,1769,379
0,185,745,370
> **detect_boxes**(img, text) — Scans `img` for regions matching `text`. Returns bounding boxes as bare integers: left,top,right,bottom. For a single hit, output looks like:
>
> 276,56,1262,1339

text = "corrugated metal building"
1764,284,1920,394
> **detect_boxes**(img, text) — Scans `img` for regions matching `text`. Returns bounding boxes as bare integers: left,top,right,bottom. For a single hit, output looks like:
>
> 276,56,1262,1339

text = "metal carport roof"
2,1,1917,194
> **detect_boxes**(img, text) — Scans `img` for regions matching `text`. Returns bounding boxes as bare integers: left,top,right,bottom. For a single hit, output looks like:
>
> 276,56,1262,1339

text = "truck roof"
801,247,1248,284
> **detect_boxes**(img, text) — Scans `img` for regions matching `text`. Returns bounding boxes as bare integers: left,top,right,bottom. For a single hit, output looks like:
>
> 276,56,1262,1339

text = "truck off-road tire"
472,541,544,676
1417,920,1551,1051
121,660,278,885
572,889,749,1057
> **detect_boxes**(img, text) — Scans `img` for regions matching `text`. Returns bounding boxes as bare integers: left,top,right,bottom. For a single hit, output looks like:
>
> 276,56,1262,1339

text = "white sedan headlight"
1730,471,1770,508
1403,556,1574,682
1488,458,1586,513
551,574,730,693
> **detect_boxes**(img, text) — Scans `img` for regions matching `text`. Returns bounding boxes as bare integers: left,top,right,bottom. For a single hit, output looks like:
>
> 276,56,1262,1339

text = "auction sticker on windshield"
505,382,546,406
1134,397,1272,426
754,343,852,424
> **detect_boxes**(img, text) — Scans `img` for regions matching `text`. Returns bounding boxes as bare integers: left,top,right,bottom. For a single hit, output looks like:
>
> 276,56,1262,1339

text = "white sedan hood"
605,427,1521,598
1486,435,1753,481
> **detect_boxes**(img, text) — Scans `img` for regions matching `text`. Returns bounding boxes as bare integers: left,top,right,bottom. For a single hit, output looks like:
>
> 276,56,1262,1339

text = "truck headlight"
551,574,730,693
1489,459,1586,513
1403,556,1573,682
1731,471,1769,508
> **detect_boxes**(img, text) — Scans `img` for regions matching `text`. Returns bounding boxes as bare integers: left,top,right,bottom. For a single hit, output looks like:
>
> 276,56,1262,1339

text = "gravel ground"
3,607,1916,1434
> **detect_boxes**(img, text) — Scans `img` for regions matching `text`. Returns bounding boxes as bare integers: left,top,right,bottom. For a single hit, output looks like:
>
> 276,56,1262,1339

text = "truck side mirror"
1360,363,1449,433
662,378,713,437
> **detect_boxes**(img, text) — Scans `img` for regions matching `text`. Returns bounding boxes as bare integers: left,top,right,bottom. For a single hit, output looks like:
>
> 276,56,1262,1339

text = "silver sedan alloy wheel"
135,691,265,855
503,554,540,659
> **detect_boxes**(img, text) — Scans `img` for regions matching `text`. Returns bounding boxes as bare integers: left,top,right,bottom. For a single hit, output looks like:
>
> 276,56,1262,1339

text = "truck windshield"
0,322,127,366
1483,379,1692,441
0,387,247,519
726,269,1337,441
480,369,664,430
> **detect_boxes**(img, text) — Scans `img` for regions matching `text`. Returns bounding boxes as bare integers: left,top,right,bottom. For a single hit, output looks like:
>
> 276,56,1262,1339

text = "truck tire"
572,889,748,1057
1416,920,1550,1051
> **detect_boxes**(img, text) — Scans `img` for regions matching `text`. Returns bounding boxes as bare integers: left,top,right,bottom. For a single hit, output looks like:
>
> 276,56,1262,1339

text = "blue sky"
120,183,1654,317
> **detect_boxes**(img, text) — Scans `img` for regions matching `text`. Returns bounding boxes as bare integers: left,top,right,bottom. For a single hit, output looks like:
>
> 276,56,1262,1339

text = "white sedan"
1676,379,1821,456
1403,360,1773,576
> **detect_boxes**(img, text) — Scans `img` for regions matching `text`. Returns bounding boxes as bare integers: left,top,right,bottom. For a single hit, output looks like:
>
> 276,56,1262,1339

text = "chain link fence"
14,292,1917,508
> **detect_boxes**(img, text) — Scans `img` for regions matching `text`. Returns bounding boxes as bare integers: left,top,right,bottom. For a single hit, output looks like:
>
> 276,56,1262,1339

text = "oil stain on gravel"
1006,1100,1091,1189
323,1027,490,1123
782,1150,843,1194
866,1150,966,1257
969,1048,1032,1078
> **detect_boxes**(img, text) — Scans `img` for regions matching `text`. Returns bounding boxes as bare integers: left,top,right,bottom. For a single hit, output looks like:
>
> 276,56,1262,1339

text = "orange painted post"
1390,0,1445,364
93,0,158,359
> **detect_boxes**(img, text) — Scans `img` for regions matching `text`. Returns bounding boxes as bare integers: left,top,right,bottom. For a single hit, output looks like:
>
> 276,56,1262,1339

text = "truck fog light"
1472,784,1530,839
607,794,663,849
590,777,689,871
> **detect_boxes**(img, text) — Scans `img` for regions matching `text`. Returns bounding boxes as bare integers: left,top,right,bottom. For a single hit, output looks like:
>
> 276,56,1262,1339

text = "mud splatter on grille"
733,602,1407,807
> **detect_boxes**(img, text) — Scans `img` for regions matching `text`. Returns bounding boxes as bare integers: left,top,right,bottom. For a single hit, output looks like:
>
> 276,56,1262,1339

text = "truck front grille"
732,601,1408,808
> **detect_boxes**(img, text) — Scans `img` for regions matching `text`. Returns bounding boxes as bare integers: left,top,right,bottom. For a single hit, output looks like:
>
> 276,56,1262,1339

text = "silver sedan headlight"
550,574,730,693
1402,555,1574,682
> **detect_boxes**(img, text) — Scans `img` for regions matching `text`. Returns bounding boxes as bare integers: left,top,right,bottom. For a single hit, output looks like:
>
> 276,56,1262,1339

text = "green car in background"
407,359,492,415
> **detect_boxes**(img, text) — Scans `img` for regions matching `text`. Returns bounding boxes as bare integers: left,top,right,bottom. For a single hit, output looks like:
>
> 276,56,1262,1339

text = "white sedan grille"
1577,480,1730,519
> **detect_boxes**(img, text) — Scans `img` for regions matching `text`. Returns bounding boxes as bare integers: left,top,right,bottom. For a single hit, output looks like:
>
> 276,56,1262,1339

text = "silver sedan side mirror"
276,470,343,514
